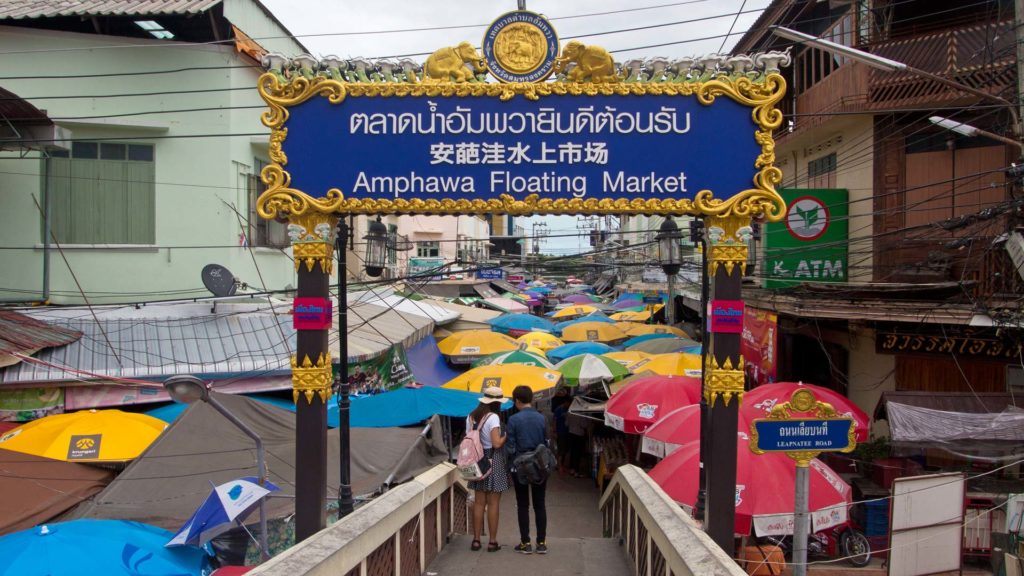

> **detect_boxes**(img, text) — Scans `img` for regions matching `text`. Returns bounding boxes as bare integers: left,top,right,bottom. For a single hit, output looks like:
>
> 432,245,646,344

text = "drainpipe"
41,151,51,303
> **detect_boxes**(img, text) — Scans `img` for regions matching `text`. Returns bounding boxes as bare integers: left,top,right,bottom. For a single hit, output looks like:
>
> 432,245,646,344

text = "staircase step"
427,535,632,576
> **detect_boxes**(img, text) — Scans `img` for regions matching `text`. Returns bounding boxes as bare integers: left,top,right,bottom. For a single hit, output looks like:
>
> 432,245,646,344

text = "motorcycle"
758,521,872,567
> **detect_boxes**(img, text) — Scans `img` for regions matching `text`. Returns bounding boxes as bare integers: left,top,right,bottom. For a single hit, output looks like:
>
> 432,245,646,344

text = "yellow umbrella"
619,323,689,337
523,346,548,357
442,364,562,397
603,351,652,367
437,330,518,360
0,409,166,463
560,321,628,343
517,331,564,352
628,352,702,377
551,305,598,319
610,309,656,322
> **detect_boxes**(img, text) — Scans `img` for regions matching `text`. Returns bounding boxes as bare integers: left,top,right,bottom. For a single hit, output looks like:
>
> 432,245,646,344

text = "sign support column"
703,213,752,555
289,213,338,542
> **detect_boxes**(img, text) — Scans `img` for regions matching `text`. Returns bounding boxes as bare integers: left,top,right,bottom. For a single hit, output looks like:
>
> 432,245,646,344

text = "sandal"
471,539,482,551
487,542,501,552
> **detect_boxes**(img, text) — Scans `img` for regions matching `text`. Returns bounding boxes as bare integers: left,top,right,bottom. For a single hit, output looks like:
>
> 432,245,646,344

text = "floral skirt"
468,448,510,493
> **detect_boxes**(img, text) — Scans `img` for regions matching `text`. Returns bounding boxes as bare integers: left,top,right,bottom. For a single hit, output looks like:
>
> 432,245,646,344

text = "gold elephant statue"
553,40,619,83
424,42,487,82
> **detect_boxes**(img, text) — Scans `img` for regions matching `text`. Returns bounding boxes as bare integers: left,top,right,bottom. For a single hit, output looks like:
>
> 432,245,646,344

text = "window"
416,241,440,258
807,153,837,188
387,224,398,266
46,142,155,244
247,159,289,248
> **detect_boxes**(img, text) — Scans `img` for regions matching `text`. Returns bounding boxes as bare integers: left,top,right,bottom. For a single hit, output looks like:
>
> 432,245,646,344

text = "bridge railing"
249,463,469,576
599,465,748,576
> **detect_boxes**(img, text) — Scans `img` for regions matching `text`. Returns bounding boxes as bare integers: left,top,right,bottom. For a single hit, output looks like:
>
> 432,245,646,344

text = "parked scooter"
759,521,872,567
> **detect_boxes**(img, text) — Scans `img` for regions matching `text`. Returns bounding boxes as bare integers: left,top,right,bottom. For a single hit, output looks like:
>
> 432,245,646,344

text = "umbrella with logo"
610,308,661,322
487,313,555,336
0,409,166,463
472,349,555,369
648,435,853,536
744,382,870,442
442,364,562,397
554,314,616,333
602,350,652,367
551,305,599,319
547,341,616,363
437,330,519,364
640,404,706,458
628,352,702,378
516,331,564,351
560,321,628,344
555,354,631,387
626,337,697,355
167,476,280,548
604,375,702,434
619,324,689,338
0,519,210,576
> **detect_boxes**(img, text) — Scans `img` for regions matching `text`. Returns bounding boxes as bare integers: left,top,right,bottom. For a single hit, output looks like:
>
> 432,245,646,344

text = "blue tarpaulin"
406,335,461,388
338,387,510,428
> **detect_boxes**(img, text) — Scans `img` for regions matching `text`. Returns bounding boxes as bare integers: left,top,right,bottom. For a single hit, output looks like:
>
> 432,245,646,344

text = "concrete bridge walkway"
426,473,633,576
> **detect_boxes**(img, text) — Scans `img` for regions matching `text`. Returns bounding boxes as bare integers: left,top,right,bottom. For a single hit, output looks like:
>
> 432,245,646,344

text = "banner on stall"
346,344,415,394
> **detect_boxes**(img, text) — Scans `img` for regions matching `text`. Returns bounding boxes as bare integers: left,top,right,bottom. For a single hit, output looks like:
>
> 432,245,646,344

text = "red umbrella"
648,437,853,536
604,375,701,434
640,404,702,458
744,382,870,442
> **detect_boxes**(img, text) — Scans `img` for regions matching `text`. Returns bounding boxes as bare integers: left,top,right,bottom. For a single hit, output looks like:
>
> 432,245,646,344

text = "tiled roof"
0,0,222,19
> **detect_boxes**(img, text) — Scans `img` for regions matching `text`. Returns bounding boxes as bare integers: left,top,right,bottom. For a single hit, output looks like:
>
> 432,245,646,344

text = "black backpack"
513,444,558,485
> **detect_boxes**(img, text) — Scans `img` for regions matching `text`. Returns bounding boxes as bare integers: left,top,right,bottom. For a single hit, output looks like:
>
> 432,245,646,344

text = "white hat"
479,385,505,404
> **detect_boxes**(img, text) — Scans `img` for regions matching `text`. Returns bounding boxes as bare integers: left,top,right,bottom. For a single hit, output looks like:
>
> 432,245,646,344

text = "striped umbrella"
473,349,554,369
555,353,630,387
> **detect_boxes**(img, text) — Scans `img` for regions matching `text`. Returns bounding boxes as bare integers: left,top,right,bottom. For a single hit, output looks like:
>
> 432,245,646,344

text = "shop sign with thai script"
763,189,848,288
710,299,744,333
293,297,332,330
876,331,1021,359
751,419,854,452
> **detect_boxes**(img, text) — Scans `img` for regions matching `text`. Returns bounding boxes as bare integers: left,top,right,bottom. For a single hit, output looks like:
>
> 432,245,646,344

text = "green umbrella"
554,353,630,387
473,349,555,369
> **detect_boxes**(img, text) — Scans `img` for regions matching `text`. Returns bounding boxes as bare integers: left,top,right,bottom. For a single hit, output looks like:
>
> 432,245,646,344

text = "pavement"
426,471,633,576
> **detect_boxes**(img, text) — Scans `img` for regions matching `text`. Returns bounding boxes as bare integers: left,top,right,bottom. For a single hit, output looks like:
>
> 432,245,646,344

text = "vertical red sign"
741,306,778,385
293,297,333,330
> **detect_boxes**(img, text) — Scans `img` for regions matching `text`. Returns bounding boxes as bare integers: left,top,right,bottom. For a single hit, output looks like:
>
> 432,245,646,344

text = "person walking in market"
506,385,550,554
467,386,509,552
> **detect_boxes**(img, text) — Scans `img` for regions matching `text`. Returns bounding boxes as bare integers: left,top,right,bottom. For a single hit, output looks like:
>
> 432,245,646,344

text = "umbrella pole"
793,464,810,576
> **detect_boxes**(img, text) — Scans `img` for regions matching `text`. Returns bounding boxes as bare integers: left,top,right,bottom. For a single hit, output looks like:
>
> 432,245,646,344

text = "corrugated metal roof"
0,301,434,385
0,311,82,368
0,0,222,19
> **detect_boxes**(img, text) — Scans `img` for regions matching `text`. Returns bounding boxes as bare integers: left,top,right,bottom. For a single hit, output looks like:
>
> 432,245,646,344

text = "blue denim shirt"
505,407,547,457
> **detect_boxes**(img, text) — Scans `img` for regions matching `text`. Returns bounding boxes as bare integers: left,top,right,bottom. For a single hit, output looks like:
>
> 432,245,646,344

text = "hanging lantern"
657,218,682,276
363,217,388,277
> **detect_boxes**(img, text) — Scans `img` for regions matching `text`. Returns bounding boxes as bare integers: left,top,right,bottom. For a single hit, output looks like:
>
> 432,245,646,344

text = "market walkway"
426,472,633,576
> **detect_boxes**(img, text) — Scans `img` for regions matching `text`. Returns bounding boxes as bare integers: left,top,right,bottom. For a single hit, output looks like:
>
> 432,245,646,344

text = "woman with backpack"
466,386,509,552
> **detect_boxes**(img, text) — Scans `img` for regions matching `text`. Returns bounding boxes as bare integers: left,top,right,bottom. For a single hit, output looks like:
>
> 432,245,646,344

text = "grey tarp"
0,448,113,535
886,402,1024,449
67,392,446,530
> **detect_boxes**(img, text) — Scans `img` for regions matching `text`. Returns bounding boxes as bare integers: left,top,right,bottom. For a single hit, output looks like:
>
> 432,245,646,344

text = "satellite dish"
201,264,238,297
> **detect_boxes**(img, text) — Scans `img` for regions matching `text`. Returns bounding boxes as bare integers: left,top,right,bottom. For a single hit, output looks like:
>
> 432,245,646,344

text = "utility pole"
1016,0,1024,143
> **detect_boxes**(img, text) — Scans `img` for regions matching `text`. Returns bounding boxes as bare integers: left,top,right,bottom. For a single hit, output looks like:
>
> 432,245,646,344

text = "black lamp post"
335,216,388,520
689,218,710,522
657,218,682,325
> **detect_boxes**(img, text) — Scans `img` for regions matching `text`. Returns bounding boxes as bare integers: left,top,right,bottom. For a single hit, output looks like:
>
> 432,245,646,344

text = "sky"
260,0,772,253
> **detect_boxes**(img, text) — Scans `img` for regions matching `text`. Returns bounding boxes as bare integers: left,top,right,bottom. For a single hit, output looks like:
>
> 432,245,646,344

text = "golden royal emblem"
493,22,548,75
482,10,559,83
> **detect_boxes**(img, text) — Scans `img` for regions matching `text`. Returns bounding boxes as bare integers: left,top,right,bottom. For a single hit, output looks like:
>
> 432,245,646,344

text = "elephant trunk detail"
424,42,487,82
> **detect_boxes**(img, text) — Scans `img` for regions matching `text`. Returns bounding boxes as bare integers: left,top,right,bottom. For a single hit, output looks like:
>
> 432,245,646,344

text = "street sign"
751,418,854,453
476,267,503,280
643,294,661,304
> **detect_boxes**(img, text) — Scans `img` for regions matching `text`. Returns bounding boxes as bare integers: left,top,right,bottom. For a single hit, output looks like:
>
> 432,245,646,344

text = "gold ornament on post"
288,213,338,275
705,356,745,406
706,213,754,277
291,352,333,404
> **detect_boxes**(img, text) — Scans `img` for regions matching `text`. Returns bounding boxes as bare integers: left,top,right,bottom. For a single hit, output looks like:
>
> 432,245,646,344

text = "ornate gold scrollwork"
749,389,858,467
288,212,338,275
253,72,787,220
706,213,753,277
705,356,745,406
291,352,333,404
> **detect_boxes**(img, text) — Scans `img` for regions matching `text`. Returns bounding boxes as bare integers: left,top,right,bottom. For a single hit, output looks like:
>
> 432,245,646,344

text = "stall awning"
876,392,1024,454
874,391,1024,421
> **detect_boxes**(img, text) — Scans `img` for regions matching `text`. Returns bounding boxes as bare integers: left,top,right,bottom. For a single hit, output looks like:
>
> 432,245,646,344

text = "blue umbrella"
622,333,679,347
487,313,555,335
167,476,280,548
530,286,552,294
0,519,211,576
554,314,617,333
547,342,616,363
682,344,702,354
338,386,511,427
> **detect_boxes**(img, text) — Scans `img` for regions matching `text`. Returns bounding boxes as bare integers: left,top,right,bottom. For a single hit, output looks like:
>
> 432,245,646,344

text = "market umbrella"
622,333,678,347
487,313,555,336
613,299,644,309
472,349,555,369
437,330,518,364
602,351,652,367
616,305,648,313
641,404,702,458
551,305,599,319
629,352,702,378
442,364,562,397
744,382,870,442
554,314,616,332
516,331,564,352
530,285,552,294
555,354,630,387
0,519,210,576
562,294,593,304
0,409,166,463
167,476,280,548
604,375,702,433
481,297,529,314
547,342,616,363
627,337,697,355
619,324,689,338
611,308,660,322
560,321,628,344
648,436,853,536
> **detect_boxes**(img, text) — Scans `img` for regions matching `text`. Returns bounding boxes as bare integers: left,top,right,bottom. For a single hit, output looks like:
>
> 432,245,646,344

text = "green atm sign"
764,189,848,288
